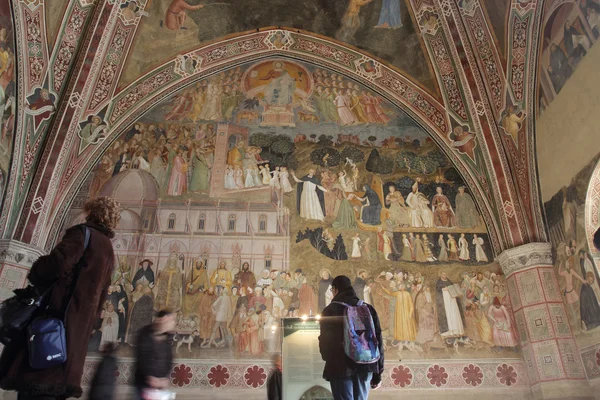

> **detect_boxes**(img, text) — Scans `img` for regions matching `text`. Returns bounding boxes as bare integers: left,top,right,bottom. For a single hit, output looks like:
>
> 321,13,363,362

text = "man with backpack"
318,275,384,400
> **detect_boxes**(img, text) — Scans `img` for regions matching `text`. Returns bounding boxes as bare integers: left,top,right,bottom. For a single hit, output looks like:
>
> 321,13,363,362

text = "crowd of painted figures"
343,229,489,263
89,121,217,197
352,269,518,350
90,252,517,355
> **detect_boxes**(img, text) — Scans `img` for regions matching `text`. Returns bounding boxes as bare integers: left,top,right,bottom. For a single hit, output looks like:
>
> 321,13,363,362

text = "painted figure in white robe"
334,88,357,126
100,302,119,348
436,272,465,337
351,233,362,259
280,167,293,193
473,234,488,262
270,167,281,189
291,169,327,221
406,180,434,228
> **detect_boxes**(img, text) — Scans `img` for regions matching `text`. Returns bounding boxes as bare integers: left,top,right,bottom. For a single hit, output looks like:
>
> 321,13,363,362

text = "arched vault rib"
40,29,505,254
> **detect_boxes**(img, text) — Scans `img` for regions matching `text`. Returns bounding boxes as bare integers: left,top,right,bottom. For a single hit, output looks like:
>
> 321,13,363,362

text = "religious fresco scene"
119,0,436,92
0,1,15,206
544,151,600,348
538,0,599,114
63,58,522,362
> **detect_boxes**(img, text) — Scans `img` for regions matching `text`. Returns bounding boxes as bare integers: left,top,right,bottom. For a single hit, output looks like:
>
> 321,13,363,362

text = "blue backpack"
27,225,90,369
332,300,380,364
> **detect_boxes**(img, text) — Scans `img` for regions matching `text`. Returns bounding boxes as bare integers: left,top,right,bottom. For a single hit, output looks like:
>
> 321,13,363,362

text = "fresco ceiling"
118,0,439,93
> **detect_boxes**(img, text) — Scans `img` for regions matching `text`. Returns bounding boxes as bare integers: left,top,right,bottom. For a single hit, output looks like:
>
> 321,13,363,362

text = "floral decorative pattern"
391,365,412,388
208,365,230,388
427,365,448,387
462,364,483,386
496,363,517,386
244,365,267,388
170,364,192,387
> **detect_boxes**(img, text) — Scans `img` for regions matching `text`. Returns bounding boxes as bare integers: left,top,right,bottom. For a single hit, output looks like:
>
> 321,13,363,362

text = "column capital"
497,242,553,277
0,239,45,301
0,239,45,266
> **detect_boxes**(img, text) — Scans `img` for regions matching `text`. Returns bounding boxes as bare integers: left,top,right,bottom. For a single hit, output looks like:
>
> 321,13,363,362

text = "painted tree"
340,146,365,163
310,147,341,167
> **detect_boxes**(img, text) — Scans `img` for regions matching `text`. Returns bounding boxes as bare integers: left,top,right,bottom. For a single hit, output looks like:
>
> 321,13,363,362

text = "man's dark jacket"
134,324,174,389
318,287,384,383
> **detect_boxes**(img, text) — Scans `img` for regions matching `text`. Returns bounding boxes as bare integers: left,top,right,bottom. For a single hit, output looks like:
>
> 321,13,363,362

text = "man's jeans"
329,372,372,400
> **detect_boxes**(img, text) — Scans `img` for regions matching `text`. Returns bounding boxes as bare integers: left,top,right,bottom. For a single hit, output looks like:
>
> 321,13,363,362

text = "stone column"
498,243,593,399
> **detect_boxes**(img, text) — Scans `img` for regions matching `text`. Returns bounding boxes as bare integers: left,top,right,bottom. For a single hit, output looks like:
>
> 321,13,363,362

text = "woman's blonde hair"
84,196,121,229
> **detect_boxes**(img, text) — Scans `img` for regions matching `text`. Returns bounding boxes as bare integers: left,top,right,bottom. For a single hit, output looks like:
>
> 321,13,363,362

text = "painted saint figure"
431,187,456,228
385,185,410,227
438,234,448,261
154,252,182,312
291,169,327,221
458,233,470,261
167,149,188,196
455,187,479,228
473,234,488,262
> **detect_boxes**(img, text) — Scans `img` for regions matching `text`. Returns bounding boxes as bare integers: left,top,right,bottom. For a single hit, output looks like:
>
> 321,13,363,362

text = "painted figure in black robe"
108,284,129,343
295,171,326,218
359,184,382,225
132,259,155,288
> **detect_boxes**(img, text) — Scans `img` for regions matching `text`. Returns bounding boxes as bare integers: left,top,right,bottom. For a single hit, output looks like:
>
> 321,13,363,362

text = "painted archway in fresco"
40,30,504,257
58,53,522,364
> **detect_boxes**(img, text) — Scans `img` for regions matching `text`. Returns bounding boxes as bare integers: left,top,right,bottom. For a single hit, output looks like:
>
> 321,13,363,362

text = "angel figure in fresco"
500,105,525,142
336,0,373,42
162,0,204,32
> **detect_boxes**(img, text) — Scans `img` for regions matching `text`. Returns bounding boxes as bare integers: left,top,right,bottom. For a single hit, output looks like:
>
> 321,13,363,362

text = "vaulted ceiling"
0,0,564,252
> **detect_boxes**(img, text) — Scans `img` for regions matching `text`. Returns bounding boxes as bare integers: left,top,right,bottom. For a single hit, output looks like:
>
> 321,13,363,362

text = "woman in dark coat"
0,197,120,400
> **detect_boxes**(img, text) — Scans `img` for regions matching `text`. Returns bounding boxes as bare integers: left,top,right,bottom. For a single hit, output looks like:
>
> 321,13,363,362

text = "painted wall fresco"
0,0,15,206
119,0,436,92
538,0,599,115
481,0,510,56
45,0,70,48
544,152,600,348
64,58,521,362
